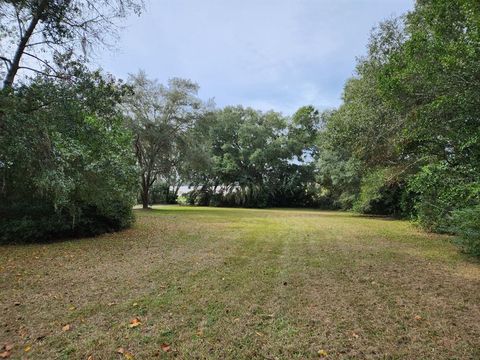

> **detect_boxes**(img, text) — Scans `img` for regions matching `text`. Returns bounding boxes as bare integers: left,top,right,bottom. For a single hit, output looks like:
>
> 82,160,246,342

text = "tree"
124,72,207,208
185,106,321,208
0,66,138,242
207,107,288,206
0,0,143,89
0,0,143,242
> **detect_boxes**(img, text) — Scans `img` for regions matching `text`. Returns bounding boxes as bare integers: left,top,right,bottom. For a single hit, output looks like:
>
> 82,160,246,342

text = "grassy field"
1,206,479,359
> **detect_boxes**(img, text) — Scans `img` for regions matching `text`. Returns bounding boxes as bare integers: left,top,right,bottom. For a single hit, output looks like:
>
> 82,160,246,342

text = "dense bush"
0,70,138,242
452,205,480,257
408,163,480,232
353,169,404,216
149,182,178,205
184,188,214,206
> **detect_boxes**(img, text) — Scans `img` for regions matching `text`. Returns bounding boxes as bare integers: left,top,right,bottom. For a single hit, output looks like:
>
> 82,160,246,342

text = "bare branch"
13,3,25,38
0,56,12,69
26,40,63,48
18,66,64,79
23,52,58,73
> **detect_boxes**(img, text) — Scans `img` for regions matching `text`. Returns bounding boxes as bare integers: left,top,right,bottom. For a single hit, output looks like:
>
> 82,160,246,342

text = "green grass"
1,206,479,359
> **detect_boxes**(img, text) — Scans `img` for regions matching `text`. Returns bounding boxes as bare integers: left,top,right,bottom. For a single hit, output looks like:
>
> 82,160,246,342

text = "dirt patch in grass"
0,206,479,359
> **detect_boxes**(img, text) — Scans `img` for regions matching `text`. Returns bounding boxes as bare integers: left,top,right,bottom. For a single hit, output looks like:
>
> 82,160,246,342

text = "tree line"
1,0,478,255
315,1,479,255
124,72,321,209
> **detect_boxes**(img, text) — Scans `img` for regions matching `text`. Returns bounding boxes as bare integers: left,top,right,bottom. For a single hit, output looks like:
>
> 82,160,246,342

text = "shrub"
353,168,404,216
451,205,480,256
183,188,213,206
150,182,178,204
408,163,479,232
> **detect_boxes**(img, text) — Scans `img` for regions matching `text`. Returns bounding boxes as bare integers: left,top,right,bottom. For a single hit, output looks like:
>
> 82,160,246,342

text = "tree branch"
17,66,63,79
13,3,25,38
0,56,12,69
2,0,49,88
23,52,58,73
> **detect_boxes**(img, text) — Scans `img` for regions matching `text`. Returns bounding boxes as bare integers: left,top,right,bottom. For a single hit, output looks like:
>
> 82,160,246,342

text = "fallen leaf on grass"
69,306,76,311
117,348,134,359
3,345,13,352
108,302,117,306
414,315,422,321
24,346,31,353
62,324,71,332
318,349,328,357
0,351,11,359
160,343,171,352
129,317,141,328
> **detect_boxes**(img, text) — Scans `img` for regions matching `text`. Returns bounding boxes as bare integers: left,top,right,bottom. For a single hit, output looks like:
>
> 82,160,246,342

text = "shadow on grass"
138,205,352,219
144,206,404,223
354,213,403,221
0,226,123,247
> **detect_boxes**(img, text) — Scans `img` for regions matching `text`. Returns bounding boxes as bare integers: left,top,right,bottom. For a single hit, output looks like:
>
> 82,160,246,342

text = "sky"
98,0,414,115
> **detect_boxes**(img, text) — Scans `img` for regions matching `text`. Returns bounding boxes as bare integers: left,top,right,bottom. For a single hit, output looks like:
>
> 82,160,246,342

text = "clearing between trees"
1,206,479,359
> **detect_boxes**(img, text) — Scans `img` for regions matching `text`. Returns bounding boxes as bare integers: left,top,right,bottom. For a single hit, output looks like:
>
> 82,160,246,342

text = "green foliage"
0,68,137,242
353,168,404,215
150,182,178,204
187,106,321,208
315,110,363,210
408,163,480,232
183,187,215,207
452,205,480,256
314,0,480,255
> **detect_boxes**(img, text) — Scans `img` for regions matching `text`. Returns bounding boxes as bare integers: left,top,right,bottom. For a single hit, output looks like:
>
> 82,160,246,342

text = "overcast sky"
98,0,414,115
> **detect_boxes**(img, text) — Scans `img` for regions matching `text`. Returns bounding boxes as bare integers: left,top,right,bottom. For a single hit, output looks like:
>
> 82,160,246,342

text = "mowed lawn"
1,207,479,359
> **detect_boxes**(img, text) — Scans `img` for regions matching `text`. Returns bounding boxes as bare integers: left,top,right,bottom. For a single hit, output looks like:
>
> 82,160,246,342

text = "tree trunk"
141,187,149,209
165,185,170,204
3,0,48,89
140,174,150,209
